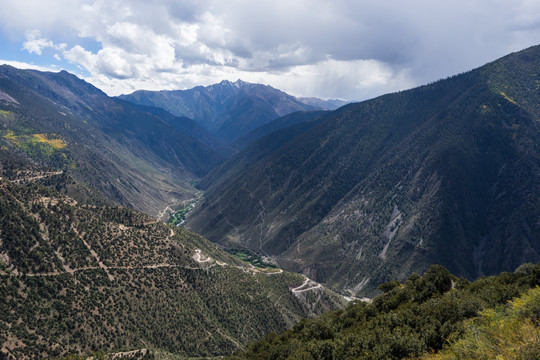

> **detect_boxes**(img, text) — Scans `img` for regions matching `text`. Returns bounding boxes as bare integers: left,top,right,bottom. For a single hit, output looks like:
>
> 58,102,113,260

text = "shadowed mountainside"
187,45,540,296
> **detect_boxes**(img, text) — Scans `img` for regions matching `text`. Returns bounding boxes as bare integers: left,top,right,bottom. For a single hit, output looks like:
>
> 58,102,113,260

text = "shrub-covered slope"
0,171,345,359
229,263,540,360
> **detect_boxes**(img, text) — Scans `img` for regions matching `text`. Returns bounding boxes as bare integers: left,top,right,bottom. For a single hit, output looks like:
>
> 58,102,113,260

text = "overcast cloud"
0,0,539,100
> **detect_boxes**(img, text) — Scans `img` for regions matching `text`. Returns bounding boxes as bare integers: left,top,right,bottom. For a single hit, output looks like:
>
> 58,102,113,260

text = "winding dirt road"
291,277,322,293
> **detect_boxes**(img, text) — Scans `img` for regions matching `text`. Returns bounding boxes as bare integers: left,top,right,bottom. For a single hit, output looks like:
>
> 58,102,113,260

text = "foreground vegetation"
426,285,540,359
229,263,540,359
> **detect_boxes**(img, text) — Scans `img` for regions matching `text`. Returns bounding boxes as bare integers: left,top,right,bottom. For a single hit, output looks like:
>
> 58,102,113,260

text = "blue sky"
1,0,539,100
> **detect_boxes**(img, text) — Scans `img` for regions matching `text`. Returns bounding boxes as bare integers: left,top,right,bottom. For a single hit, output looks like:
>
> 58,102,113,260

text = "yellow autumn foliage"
0,110,12,118
500,91,517,104
3,130,17,142
32,133,66,149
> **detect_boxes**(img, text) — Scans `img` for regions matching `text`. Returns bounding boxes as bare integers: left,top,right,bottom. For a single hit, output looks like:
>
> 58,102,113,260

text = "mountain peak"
233,79,251,88
213,79,251,90
120,79,323,144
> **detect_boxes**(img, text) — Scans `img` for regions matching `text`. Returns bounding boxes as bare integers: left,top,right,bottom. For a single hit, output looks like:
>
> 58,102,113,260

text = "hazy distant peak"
298,97,349,110
119,77,357,144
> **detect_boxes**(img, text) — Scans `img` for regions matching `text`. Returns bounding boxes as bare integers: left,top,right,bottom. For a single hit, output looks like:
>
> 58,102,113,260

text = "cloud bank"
1,0,539,100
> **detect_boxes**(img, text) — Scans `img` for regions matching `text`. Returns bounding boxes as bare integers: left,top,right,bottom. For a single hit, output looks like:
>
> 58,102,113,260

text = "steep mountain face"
187,45,540,296
228,110,329,152
119,80,332,144
0,65,222,218
0,162,345,359
201,111,330,190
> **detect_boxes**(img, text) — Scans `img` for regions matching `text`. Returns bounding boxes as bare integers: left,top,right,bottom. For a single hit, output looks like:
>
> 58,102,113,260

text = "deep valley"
0,44,539,359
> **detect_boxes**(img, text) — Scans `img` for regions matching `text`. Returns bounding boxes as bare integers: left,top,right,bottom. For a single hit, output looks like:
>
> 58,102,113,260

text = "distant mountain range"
119,80,347,144
298,96,350,110
187,45,540,296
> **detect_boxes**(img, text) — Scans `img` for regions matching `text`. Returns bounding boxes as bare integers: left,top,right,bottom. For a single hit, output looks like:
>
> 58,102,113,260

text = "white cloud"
22,30,54,55
0,59,58,72
243,59,415,100
22,29,69,63
1,0,540,99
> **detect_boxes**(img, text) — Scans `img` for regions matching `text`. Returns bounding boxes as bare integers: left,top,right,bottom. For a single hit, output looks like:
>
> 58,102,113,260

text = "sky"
0,1,539,101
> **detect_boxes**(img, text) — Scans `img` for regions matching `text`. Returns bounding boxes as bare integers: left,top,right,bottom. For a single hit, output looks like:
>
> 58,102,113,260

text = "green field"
168,204,194,226
168,192,203,226
225,248,277,269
